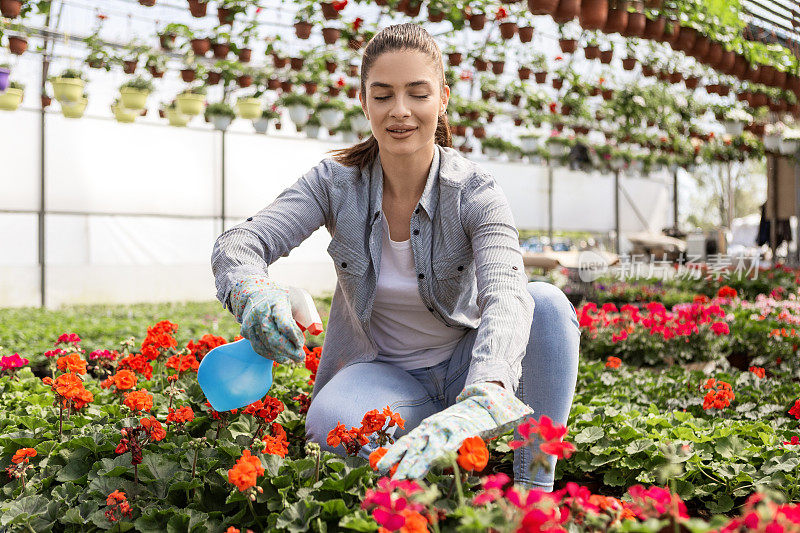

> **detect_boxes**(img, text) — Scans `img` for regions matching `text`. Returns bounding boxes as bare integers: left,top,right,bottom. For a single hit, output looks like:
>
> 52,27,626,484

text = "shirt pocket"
432,250,473,280
432,250,473,308
327,237,369,305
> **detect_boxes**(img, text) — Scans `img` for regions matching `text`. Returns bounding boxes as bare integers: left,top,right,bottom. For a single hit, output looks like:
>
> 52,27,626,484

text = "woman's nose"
390,95,412,118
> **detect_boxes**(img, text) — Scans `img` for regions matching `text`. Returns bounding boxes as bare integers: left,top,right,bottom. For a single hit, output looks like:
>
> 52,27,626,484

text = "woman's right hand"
229,275,306,364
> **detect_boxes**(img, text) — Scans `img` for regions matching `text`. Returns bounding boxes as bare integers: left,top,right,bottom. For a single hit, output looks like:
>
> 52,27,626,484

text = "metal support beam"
547,163,553,244
672,167,679,232
614,169,621,254
794,158,800,265
770,154,779,258
221,130,227,233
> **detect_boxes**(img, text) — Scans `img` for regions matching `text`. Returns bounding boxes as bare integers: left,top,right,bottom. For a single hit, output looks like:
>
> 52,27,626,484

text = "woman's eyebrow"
369,80,432,88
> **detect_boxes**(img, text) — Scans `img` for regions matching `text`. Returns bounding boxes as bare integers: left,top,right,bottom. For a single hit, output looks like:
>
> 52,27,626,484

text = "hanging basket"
559,39,577,54
52,78,85,103
253,118,271,134
235,97,261,120
166,108,191,127
288,105,310,126
468,13,486,30
318,108,344,129
0,87,23,111
519,26,534,42
294,21,312,39
119,88,149,110
723,120,744,136
8,36,27,55
499,22,518,40
210,115,233,131
322,28,341,45
112,105,138,124
779,139,799,155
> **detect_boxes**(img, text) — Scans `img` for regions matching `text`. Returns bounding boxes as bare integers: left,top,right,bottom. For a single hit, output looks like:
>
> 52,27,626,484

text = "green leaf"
139,453,181,499
574,426,605,444
705,494,734,514
320,499,349,521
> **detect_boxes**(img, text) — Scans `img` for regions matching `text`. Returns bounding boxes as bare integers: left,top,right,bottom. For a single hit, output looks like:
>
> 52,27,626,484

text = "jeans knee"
527,281,578,328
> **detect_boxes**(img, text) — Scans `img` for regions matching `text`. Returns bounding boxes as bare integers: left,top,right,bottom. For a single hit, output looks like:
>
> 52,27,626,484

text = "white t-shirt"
370,213,465,370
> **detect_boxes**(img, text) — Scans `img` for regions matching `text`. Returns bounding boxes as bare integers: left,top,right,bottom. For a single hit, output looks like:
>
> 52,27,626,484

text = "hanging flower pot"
552,78,564,89
159,33,176,50
763,66,779,87
472,126,486,139
351,113,370,133
266,77,280,90
238,48,252,63
272,54,288,68
176,93,205,115
511,94,522,106
61,97,88,119
0,0,23,18
579,0,608,30
52,77,85,103
584,45,600,59
599,49,613,63
190,38,210,56
684,76,700,89
0,87,23,111
8,36,27,55
287,104,310,126
723,120,744,136
601,88,613,100
779,138,799,156
561,104,572,115
139,0,156,5
318,107,344,129
514,117,523,126
518,67,532,80
704,41,723,67
328,85,341,97
559,39,577,54
474,58,488,72
689,34,710,61
0,67,9,92
468,13,487,30
668,71,682,84
642,16,665,40
294,21,313,39
346,86,357,98
641,64,654,77
320,2,340,20
428,10,445,22
237,75,253,88
122,60,138,75
621,3,645,37
399,0,422,16
205,71,222,85
275,122,282,130
166,108,191,127
210,114,233,131
589,86,600,96
448,53,462,66
187,0,207,17
661,19,680,45
180,68,196,83
212,42,230,59
119,87,150,110
235,97,261,120
621,57,636,70
290,57,305,70
148,66,164,78
717,50,735,74
527,0,559,15
347,63,359,76
303,82,317,94
764,134,781,151
499,22,518,40
553,0,580,23
112,104,138,123
519,26,534,42
41,94,51,108
603,0,628,33
281,80,293,92
322,28,341,45
491,61,505,75
534,71,547,83
217,6,233,24
253,116,272,134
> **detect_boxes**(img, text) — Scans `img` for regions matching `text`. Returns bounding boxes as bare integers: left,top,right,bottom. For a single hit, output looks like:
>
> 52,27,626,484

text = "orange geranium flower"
605,356,621,368
56,352,87,374
227,449,264,491
110,369,137,390
53,373,85,399
11,448,37,464
70,387,94,409
382,406,405,430
262,433,289,458
749,366,765,379
139,416,166,441
368,447,399,477
457,436,489,472
124,389,153,412
360,409,388,435
165,406,194,425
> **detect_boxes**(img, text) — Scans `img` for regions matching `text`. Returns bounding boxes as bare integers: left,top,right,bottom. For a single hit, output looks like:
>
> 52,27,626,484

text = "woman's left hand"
374,382,533,480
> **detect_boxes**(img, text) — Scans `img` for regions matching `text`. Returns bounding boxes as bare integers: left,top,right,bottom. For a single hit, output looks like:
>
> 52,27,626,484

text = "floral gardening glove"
229,275,305,364
374,382,533,480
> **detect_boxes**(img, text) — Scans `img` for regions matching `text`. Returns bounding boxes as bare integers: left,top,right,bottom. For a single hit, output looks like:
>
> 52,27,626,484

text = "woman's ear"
440,84,450,115
358,90,369,120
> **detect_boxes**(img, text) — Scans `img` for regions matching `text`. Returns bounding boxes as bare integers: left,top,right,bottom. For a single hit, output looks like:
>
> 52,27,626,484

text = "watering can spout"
198,285,323,412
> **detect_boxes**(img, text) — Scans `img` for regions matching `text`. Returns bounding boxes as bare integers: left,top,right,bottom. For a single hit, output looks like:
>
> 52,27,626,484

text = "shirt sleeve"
211,159,332,313
459,172,535,394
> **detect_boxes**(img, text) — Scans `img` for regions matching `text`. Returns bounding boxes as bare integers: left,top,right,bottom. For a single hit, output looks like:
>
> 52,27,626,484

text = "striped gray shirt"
211,144,535,398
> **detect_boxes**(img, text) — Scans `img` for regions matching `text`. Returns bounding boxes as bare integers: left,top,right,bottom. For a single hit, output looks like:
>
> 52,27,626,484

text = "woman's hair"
329,23,452,168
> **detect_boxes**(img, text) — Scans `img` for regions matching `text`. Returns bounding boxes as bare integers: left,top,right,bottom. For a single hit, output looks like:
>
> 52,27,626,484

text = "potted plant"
0,63,10,92
6,23,29,56
292,4,315,39
159,23,189,50
336,116,358,143
165,101,191,127
519,128,545,153
212,32,232,59
303,114,322,138
317,98,346,129
61,92,89,119
187,0,208,18
280,92,313,126
119,77,154,110
0,80,23,111
176,85,206,116
253,107,279,134
206,101,235,130
217,0,252,25
347,105,370,133
481,136,506,159
557,23,578,54
780,127,800,156
546,134,572,158
119,42,149,74
144,51,167,78
764,122,784,152
51,68,86,103
723,108,752,136
111,98,138,123
234,95,261,119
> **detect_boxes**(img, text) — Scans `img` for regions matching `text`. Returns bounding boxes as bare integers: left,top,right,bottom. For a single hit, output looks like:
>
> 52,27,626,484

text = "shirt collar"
369,145,441,221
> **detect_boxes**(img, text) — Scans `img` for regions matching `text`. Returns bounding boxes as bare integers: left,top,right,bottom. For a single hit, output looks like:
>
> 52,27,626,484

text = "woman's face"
359,49,449,159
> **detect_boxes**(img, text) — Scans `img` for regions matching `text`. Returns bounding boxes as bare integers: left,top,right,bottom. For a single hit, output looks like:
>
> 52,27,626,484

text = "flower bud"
249,493,256,501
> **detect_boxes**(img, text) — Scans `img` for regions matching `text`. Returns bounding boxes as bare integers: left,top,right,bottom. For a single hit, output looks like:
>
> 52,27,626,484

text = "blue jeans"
305,281,581,491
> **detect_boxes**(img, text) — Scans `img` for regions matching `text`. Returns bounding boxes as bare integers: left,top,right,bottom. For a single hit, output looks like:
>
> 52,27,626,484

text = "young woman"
212,23,580,491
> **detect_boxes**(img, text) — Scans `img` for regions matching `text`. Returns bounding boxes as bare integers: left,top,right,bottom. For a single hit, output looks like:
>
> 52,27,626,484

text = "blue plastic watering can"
198,286,323,412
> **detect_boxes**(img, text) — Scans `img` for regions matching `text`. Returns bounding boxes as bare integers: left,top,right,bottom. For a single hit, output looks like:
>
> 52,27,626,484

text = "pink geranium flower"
1,353,29,372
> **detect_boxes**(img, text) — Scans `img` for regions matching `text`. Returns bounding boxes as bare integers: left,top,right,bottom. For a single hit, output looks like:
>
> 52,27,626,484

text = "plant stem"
58,402,63,437
247,498,264,529
451,459,465,508
190,446,200,501
134,463,138,486
314,450,320,484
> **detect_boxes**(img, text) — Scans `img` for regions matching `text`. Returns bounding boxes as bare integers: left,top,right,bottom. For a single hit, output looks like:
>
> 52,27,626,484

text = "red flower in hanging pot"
353,17,363,31
495,6,507,20
336,76,346,87
549,102,558,114
459,70,473,81
333,0,348,10
97,13,107,20
554,55,563,61
256,7,262,13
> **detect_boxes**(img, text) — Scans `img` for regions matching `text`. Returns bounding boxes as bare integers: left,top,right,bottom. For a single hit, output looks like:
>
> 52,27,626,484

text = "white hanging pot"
610,157,625,171
351,113,371,133
520,137,539,153
211,115,232,131
779,138,799,155
253,118,270,134
318,108,344,129
305,124,321,138
341,129,358,143
288,104,309,126
723,120,743,136
631,159,644,172
484,147,501,159
764,134,781,151
547,142,567,158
